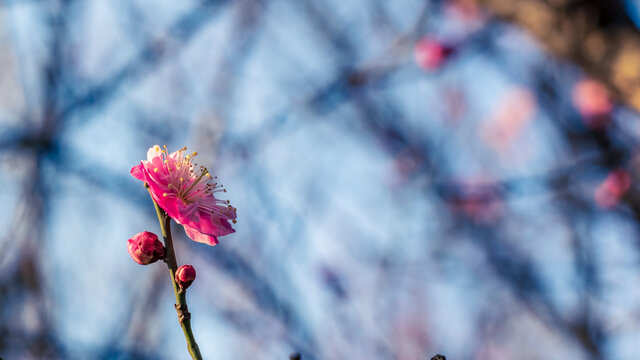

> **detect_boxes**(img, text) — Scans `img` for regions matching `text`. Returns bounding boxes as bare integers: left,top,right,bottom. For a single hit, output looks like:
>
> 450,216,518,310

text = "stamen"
182,170,209,197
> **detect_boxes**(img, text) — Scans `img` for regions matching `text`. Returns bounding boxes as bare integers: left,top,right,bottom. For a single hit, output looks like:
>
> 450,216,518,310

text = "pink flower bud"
414,37,454,71
175,265,196,290
127,231,165,265
572,79,613,128
595,169,631,209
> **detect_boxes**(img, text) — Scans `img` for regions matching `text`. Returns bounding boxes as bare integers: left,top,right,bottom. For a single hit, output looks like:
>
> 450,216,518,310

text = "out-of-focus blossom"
414,37,453,71
482,87,536,151
127,231,166,265
175,265,196,290
444,0,481,22
448,179,504,223
594,169,631,208
131,145,237,246
572,78,613,128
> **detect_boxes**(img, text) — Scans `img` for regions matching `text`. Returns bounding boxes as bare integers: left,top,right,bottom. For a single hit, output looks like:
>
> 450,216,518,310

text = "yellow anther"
186,155,191,160
180,177,184,182
153,168,158,172
191,151,198,157
163,193,168,197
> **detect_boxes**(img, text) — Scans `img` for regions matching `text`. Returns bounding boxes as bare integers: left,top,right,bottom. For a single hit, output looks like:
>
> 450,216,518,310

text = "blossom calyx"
175,265,196,290
127,231,166,265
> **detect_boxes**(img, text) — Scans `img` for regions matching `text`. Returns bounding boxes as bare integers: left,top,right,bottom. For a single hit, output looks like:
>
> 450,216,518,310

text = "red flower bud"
175,265,196,290
414,37,454,71
127,231,165,265
595,169,631,209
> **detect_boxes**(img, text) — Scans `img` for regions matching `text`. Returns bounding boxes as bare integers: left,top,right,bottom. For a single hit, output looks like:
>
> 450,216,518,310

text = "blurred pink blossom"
482,87,536,151
127,231,165,265
444,0,481,22
414,37,452,71
131,145,237,246
594,169,631,208
572,78,613,127
449,178,504,223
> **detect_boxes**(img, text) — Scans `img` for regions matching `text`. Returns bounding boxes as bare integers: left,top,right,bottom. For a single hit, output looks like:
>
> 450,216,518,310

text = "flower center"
159,146,227,205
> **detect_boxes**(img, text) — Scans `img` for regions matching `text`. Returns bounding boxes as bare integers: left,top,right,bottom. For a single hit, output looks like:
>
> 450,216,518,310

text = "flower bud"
414,37,454,71
175,265,196,290
127,231,165,265
595,169,631,208
572,78,612,122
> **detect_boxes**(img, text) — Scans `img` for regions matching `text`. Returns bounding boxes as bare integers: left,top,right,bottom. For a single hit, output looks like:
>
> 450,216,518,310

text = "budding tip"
175,265,197,290
127,231,166,265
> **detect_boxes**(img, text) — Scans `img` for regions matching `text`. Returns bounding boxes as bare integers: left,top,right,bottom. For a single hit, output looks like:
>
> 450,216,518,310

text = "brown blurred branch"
467,0,640,111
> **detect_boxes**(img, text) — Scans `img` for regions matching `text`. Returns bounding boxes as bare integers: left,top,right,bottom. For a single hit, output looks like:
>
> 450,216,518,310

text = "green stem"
147,186,203,360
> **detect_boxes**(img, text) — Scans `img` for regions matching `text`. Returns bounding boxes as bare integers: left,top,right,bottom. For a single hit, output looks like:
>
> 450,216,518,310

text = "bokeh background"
3,0,640,359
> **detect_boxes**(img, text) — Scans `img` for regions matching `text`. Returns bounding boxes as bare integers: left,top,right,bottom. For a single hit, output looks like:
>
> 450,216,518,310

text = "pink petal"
187,209,235,237
130,164,145,181
184,225,219,246
147,145,163,162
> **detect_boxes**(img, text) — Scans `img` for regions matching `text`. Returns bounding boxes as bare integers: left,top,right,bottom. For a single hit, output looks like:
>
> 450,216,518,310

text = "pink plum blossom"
127,231,166,265
595,169,631,209
572,78,613,128
414,37,453,71
482,87,536,151
176,264,196,290
131,145,237,246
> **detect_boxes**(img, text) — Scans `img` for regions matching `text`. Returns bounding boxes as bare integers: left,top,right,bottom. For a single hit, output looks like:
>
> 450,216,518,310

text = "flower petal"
147,145,163,162
130,164,145,181
184,225,219,246
182,208,235,237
